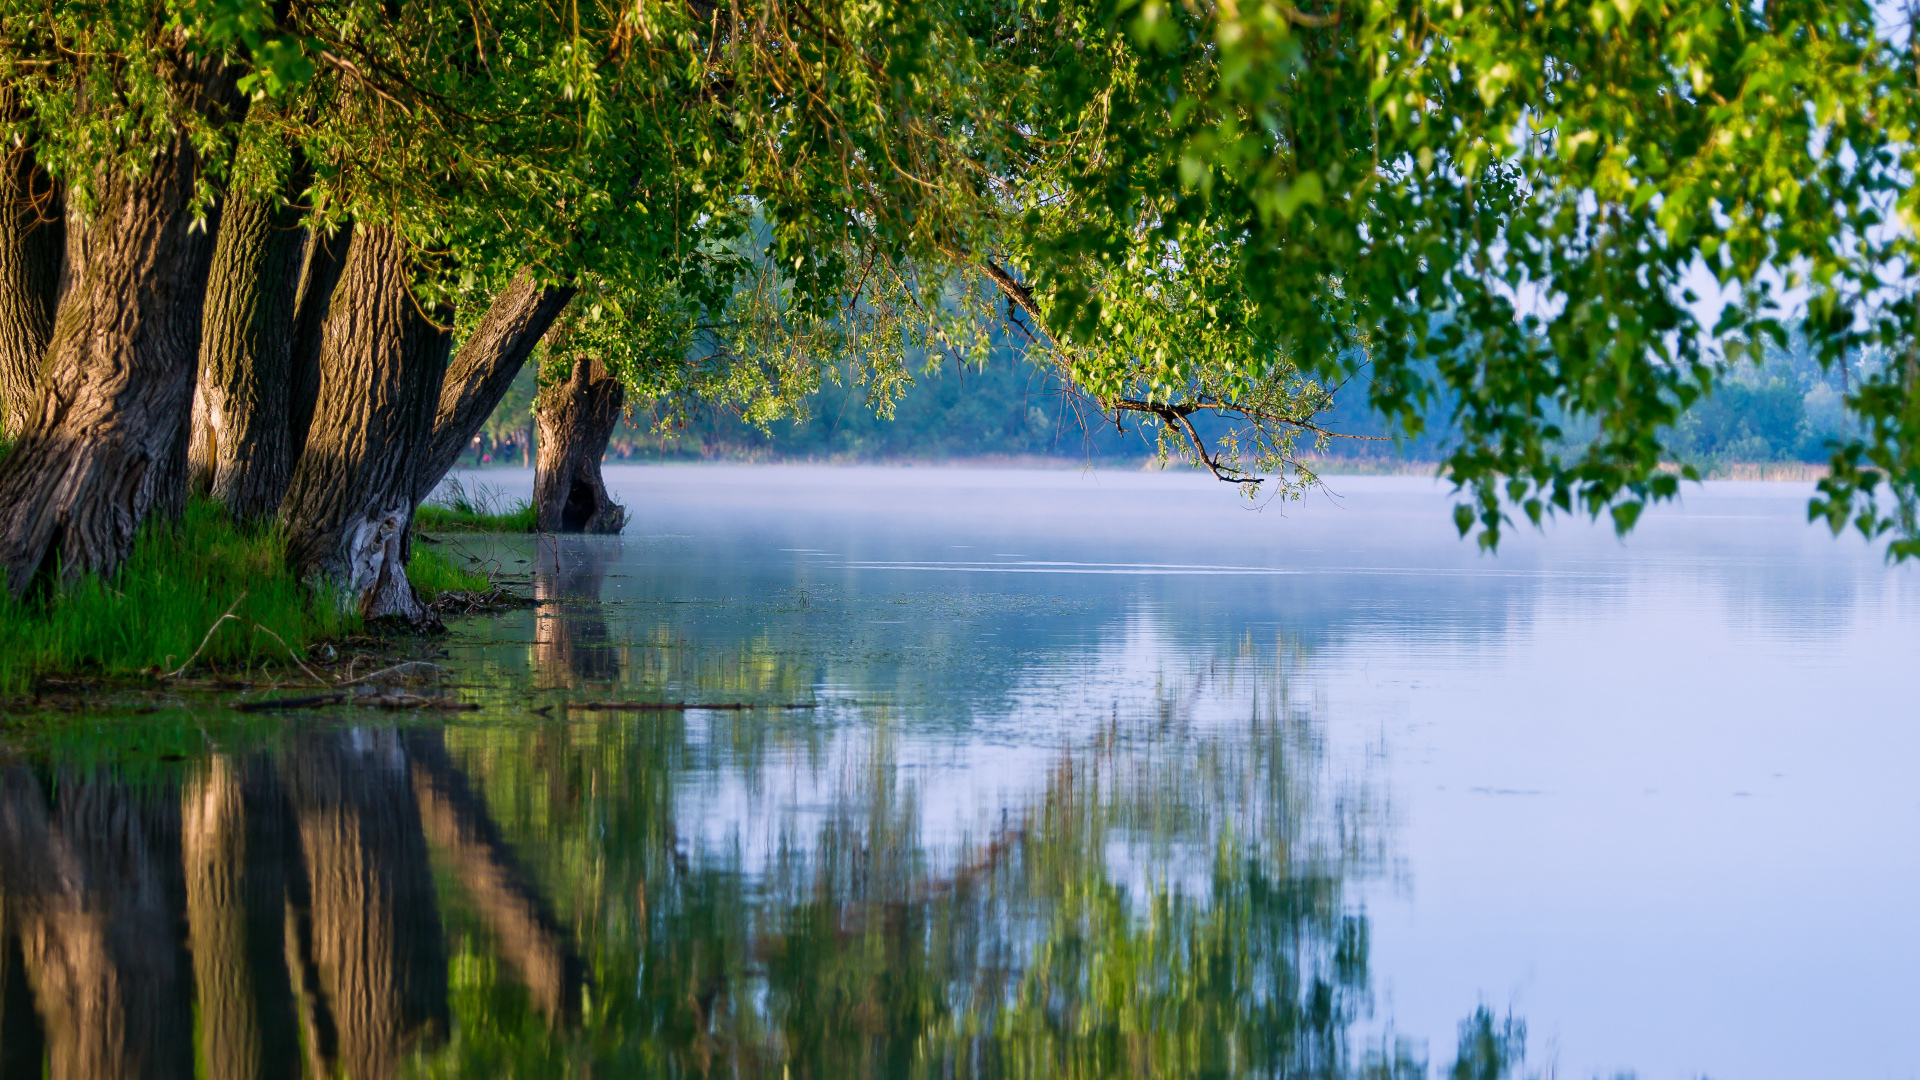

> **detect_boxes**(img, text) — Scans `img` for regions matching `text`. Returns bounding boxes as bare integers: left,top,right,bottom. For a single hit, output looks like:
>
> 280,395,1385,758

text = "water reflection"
0,646,1495,1078
531,538,619,688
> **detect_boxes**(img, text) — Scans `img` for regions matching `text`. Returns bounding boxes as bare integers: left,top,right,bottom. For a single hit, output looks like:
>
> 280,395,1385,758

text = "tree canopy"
4,0,1920,582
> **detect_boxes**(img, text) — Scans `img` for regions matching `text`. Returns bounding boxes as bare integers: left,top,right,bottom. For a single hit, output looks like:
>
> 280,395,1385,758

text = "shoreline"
452,455,1836,482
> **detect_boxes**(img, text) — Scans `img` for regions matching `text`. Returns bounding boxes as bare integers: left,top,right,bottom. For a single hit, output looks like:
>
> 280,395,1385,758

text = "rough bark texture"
0,135,64,441
187,181,308,523
532,355,627,534
407,729,585,1023
279,225,449,624
0,49,242,595
281,730,449,1080
0,768,194,1080
182,755,302,1080
413,270,574,505
287,225,347,464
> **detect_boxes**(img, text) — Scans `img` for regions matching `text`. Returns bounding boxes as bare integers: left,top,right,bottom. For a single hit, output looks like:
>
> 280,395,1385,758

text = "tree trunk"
287,224,347,465
413,269,574,505
280,729,449,1080
532,355,627,534
0,51,242,596
279,225,449,624
0,768,195,1080
406,729,586,1024
0,131,64,442
188,172,309,524
182,755,302,1080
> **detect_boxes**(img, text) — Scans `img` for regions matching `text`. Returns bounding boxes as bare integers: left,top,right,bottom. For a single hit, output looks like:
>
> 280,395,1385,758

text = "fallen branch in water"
230,690,478,712
359,693,479,711
564,701,820,712
231,692,346,712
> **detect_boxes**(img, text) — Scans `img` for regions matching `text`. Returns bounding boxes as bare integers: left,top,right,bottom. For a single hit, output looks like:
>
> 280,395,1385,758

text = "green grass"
0,499,491,696
415,476,538,533
411,543,492,595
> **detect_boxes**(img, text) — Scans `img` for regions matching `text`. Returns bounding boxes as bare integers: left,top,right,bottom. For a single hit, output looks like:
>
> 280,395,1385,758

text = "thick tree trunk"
413,270,574,505
532,355,627,534
280,729,449,1080
187,174,309,524
182,755,302,1080
0,768,194,1080
279,225,450,624
0,52,242,595
0,134,64,442
407,729,585,1023
287,224,347,465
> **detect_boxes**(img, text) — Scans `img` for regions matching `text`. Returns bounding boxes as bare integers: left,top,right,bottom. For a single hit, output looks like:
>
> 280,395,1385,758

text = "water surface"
2,465,1914,1079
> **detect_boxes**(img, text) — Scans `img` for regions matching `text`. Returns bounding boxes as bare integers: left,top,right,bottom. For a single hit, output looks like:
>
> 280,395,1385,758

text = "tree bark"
280,729,449,1080
287,224,347,466
407,729,586,1024
187,172,309,524
0,768,195,1080
0,48,243,596
413,269,574,505
0,128,64,442
182,755,302,1080
279,225,450,624
532,354,627,534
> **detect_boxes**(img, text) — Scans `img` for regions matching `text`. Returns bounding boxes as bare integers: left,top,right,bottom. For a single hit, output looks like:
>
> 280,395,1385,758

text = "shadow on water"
0,546,1531,1079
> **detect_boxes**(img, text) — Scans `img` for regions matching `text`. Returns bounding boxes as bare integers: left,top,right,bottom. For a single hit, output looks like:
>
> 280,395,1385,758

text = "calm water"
1,465,1915,1079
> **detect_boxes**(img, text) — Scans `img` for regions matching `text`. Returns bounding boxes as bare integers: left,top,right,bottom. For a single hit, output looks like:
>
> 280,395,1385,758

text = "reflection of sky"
448,464,1920,1080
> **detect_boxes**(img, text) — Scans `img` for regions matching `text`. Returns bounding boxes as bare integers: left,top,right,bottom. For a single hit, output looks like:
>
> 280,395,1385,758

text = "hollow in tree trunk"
532,355,626,534
278,225,449,624
0,126,63,442
0,49,242,596
188,164,309,524
412,268,574,505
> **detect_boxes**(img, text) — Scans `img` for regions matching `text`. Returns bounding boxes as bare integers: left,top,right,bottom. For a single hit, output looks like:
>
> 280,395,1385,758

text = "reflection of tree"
423,668,1449,1080
0,768,194,1080
0,727,586,1080
407,728,585,1023
532,538,620,689
282,730,450,1080
183,754,302,1080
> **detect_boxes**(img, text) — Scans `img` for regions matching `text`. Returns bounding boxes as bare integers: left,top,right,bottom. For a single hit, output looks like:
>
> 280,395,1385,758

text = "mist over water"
465,465,1920,1078
1,465,1913,1079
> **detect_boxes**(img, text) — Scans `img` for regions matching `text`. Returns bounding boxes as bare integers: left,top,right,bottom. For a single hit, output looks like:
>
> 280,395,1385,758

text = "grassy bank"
415,477,538,532
0,499,488,696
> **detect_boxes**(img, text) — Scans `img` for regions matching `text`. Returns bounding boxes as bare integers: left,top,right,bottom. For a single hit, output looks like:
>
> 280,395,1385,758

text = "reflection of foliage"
414,656,1489,1079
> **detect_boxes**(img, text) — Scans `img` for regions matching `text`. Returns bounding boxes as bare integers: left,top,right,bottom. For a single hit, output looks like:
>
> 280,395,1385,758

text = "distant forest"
468,331,1869,472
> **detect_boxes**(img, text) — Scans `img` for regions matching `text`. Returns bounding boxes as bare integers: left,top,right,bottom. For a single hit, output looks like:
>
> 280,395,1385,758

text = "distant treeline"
465,332,1868,471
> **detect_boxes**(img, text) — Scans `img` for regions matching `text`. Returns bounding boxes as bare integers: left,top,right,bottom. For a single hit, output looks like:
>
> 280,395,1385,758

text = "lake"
3,464,1915,1079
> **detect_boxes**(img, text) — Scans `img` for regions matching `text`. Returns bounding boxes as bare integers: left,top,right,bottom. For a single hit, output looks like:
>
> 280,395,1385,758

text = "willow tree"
630,0,1920,556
